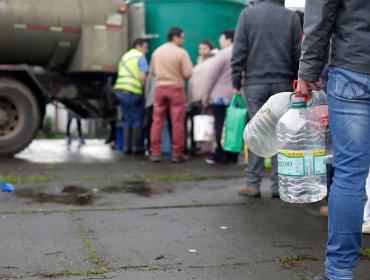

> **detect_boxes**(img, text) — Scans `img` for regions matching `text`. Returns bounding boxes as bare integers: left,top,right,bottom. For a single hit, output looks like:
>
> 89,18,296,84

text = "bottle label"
313,150,326,175
277,151,305,176
278,150,327,176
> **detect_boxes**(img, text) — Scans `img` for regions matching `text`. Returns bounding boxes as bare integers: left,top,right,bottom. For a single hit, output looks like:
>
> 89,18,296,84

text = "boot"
132,127,143,154
123,127,131,154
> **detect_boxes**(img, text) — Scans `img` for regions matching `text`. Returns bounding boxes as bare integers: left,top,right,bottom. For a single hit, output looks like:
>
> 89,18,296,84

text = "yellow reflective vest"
114,49,144,94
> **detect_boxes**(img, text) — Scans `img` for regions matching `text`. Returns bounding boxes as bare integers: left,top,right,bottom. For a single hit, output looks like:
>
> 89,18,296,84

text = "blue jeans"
326,67,370,280
116,91,145,128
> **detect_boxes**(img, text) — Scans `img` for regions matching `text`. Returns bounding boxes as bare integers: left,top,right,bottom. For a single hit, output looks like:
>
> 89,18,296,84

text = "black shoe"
313,276,329,280
272,192,280,199
171,155,189,163
105,136,115,144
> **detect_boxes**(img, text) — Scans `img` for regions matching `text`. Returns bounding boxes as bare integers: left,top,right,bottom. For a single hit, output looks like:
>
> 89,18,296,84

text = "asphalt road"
0,140,369,280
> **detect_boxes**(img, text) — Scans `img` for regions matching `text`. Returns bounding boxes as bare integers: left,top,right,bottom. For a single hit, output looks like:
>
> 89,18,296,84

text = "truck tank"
0,0,128,72
0,0,138,157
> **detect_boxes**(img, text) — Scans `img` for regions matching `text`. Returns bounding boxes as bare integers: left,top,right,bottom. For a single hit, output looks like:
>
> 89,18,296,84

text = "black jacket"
231,0,302,89
299,0,370,82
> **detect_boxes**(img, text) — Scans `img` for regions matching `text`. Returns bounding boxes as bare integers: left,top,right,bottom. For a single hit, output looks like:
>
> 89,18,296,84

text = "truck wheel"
0,79,41,157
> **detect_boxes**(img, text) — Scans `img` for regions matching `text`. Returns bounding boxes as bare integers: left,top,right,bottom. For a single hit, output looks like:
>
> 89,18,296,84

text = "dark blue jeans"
326,67,370,280
116,91,145,128
211,105,239,163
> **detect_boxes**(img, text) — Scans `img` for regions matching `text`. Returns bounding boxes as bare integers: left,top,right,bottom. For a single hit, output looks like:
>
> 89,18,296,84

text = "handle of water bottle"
293,79,313,103
293,79,298,91
289,92,313,108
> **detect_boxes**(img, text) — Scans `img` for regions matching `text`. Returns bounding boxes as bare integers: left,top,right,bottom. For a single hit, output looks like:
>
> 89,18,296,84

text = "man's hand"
233,88,241,95
202,96,210,107
297,78,323,96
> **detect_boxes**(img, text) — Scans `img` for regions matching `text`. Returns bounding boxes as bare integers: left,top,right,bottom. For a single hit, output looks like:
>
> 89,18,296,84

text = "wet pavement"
0,139,369,279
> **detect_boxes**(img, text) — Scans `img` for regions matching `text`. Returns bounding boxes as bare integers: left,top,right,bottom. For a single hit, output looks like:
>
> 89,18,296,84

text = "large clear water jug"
276,94,327,203
243,90,328,158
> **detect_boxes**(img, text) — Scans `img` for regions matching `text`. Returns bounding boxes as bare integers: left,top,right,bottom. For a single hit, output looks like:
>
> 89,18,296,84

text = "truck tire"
0,79,41,157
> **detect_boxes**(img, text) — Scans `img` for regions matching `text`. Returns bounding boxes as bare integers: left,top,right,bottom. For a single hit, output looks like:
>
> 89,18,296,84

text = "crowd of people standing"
113,1,370,279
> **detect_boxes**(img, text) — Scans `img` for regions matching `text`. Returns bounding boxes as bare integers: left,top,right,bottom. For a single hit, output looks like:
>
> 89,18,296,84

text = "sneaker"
362,221,370,234
320,206,328,217
238,185,261,198
149,155,161,163
66,137,72,146
171,155,188,163
313,276,329,280
78,137,86,146
204,157,216,165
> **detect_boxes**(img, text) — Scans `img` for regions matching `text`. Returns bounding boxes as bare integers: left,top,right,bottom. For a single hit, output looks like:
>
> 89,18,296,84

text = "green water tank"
134,0,248,63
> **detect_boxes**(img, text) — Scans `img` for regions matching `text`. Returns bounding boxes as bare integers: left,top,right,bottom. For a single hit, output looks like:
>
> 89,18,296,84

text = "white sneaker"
362,221,370,234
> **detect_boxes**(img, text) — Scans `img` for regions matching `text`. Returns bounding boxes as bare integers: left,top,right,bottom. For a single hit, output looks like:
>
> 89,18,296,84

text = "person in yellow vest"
114,38,149,154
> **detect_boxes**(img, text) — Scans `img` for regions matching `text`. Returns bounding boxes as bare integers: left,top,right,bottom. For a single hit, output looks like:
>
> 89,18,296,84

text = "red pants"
150,86,185,157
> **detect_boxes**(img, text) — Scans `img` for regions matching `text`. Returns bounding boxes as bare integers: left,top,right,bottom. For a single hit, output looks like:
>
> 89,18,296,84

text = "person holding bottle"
231,0,302,198
297,0,370,279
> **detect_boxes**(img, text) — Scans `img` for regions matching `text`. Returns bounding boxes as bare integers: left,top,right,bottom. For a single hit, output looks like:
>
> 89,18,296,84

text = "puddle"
101,181,173,197
13,182,173,205
15,186,93,206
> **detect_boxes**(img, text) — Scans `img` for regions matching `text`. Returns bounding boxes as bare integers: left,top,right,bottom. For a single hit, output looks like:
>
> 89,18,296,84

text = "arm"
292,13,302,78
138,56,149,86
298,0,340,94
181,51,193,80
231,10,248,92
202,53,224,107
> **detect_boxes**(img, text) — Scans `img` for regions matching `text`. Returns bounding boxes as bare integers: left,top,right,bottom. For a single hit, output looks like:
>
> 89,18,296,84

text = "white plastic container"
243,90,328,158
276,94,327,203
193,115,215,142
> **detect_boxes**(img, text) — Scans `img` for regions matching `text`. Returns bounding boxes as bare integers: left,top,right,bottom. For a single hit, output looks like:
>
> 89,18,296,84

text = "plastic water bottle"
276,94,327,203
243,92,291,157
243,90,328,158
310,104,333,164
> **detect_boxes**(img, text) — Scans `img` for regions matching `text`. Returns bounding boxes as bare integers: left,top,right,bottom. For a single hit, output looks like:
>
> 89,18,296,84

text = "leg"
150,87,168,157
105,120,116,144
189,104,199,152
243,84,271,190
168,87,186,157
76,119,82,137
76,119,85,145
326,67,370,280
145,106,153,153
123,127,131,154
269,83,294,193
211,105,228,163
66,116,72,137
130,94,145,153
118,92,141,152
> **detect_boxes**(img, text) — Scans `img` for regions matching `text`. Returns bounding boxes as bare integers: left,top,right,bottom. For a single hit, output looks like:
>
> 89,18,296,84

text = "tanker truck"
0,0,145,156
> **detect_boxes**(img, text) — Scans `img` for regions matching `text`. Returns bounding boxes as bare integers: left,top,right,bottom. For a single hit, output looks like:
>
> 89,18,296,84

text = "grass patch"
278,255,319,268
0,175,55,184
359,247,370,259
75,224,110,270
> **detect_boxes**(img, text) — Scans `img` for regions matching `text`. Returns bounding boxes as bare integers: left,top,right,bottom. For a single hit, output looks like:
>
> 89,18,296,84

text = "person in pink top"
202,29,238,164
149,27,193,163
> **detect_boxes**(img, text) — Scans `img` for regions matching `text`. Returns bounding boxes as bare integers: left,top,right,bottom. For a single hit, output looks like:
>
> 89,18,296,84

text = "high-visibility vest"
114,48,144,94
